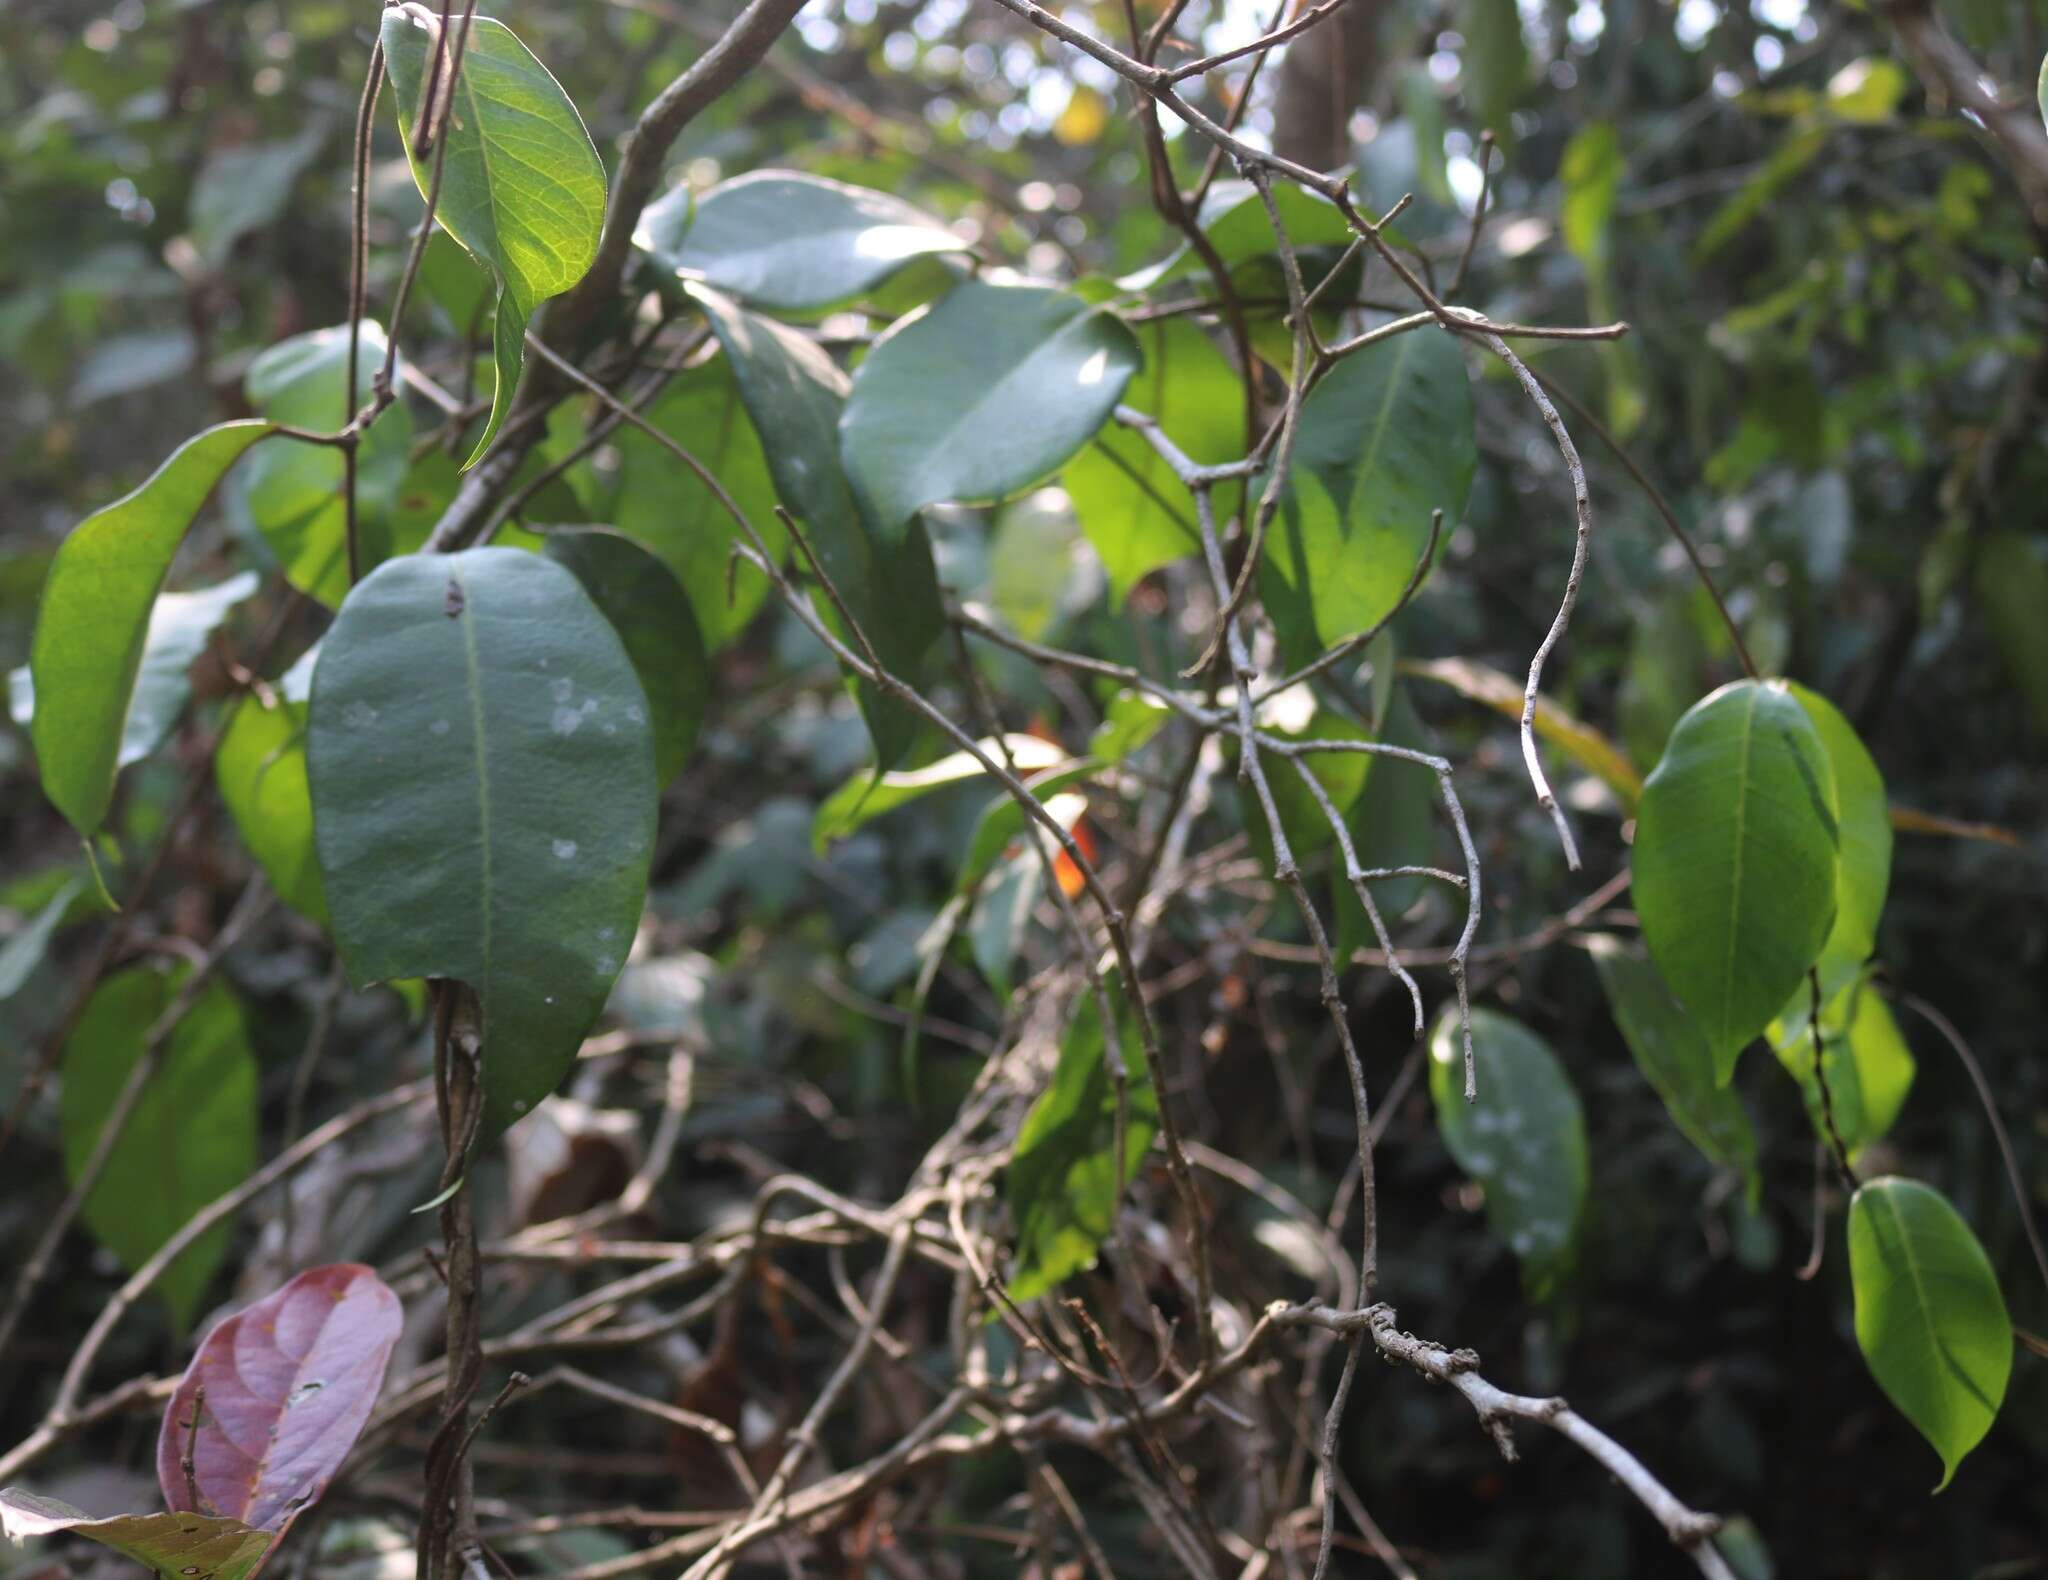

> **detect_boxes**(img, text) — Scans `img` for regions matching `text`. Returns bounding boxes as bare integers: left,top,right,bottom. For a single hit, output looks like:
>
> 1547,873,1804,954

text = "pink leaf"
156,1264,402,1534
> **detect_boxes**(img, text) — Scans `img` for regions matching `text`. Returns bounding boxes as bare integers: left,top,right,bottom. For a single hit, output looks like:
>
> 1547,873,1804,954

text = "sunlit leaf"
814,734,1067,852
1768,970,1914,1158
215,691,325,924
1787,683,1890,993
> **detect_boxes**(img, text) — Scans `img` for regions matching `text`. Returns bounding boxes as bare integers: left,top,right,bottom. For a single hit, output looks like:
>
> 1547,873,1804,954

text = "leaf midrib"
1868,1187,2002,1424
454,562,495,995
1719,683,1758,1049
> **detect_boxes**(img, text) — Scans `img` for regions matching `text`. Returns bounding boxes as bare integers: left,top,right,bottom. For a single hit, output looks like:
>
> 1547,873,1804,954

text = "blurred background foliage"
2,0,2045,1574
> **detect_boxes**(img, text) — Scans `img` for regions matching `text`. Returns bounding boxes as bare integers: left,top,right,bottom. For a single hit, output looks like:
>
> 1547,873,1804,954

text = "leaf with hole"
1631,680,1839,1082
28,422,276,835
840,281,1141,544
1262,329,1473,646
159,1263,403,1531
307,548,656,1140
1007,991,1158,1301
637,170,967,312
1428,1005,1587,1293
61,964,258,1329
1848,1177,2011,1490
380,5,605,467
543,528,708,785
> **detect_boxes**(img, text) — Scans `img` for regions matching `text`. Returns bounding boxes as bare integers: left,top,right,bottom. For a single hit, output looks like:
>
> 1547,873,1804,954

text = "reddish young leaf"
156,1264,402,1533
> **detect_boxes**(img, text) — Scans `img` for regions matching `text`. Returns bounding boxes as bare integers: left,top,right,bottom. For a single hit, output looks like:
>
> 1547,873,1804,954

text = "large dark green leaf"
215,691,325,924
231,325,414,607
1788,683,1890,994
1007,991,1159,1301
380,6,605,467
1263,329,1474,646
637,170,966,312
61,964,257,1328
1062,318,1243,600
1848,1177,2012,1490
1588,935,1759,1198
28,421,276,835
690,284,947,764
543,528,708,785
0,1492,270,1580
1428,1005,1587,1292
840,281,1141,543
307,549,656,1140
1632,680,1840,1082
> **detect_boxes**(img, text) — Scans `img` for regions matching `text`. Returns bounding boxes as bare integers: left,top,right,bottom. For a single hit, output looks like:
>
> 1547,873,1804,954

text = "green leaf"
543,528,708,785
1263,329,1474,646
1428,1005,1588,1293
1062,319,1244,601
1768,970,1914,1158
1346,681,1435,920
307,549,656,1141
0,1491,271,1580
232,325,414,607
1404,655,1642,809
970,844,1041,998
1848,1177,2012,1490
1089,691,1171,765
28,421,276,835
380,6,606,467
1786,683,1891,992
1587,935,1760,1199
598,355,784,652
1462,0,1532,138
0,878,84,1003
688,283,947,764
1973,531,2048,732
637,169,967,312
840,281,1141,543
186,122,327,268
1632,680,1840,1082
1007,991,1159,1301
215,693,326,925
61,964,258,1328
956,766,1098,897
814,734,1067,852
1239,694,1372,869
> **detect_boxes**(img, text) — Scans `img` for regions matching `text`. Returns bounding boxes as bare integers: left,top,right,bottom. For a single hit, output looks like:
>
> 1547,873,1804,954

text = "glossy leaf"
0,1491,271,1580
1632,680,1840,1082
814,735,1067,852
308,548,656,1140
61,964,258,1328
215,692,326,924
1062,318,1243,599
543,528,708,784
1788,683,1890,993
1588,935,1760,1198
1768,971,1914,1158
232,325,413,607
380,6,605,466
637,169,966,311
1264,329,1474,645
1008,991,1159,1301
1848,1177,2012,1489
159,1264,403,1531
690,284,947,763
1428,1005,1588,1291
840,281,1141,543
29,421,275,835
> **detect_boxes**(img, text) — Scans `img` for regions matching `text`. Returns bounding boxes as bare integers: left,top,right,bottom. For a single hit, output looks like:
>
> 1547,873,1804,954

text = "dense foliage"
3,0,2045,1576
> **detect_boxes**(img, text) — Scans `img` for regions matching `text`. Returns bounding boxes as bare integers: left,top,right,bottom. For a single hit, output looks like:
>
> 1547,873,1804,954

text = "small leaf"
159,1264,403,1531
1088,692,1171,765
1405,656,1642,809
1588,935,1759,1199
956,765,1099,897
637,170,967,312
970,844,1042,998
380,6,605,466
187,122,327,268
840,281,1141,543
215,692,326,924
231,325,414,607
1263,330,1474,646
1062,319,1244,600
543,528,708,784
1428,1005,1588,1293
1768,970,1914,1158
813,734,1067,852
1007,992,1159,1301
0,878,84,1003
0,1491,271,1580
29,422,276,835
1848,1177,2012,1490
308,548,657,1140
1786,683,1890,992
686,284,946,765
61,964,258,1328
1632,680,1840,1082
